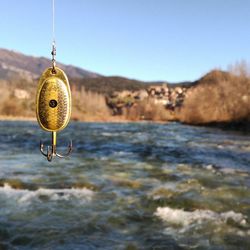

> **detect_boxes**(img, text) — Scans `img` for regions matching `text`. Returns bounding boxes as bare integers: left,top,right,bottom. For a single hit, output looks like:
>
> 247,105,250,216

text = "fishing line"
52,0,56,45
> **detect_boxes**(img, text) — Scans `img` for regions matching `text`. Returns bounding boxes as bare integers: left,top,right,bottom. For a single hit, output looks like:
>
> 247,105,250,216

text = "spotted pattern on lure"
36,67,71,132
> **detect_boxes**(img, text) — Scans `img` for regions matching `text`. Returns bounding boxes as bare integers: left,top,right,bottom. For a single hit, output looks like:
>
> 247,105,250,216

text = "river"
0,121,249,249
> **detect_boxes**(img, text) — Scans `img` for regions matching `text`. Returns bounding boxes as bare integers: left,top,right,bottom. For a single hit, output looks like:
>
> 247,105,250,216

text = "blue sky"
0,0,250,82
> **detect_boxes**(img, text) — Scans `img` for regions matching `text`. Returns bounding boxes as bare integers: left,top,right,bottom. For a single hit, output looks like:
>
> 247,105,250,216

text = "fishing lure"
36,0,72,162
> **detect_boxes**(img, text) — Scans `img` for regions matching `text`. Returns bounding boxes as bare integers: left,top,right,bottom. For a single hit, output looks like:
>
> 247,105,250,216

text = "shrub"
178,69,250,124
124,98,175,121
72,87,112,121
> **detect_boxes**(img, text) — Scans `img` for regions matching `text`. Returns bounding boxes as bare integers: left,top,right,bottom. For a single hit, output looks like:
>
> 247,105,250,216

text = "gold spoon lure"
36,43,72,161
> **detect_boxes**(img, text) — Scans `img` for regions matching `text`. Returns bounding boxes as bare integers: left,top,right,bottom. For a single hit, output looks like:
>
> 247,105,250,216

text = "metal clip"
51,41,57,74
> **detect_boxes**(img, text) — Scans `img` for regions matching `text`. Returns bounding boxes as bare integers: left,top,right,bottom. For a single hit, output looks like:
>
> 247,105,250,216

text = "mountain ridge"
0,48,200,96
0,48,101,80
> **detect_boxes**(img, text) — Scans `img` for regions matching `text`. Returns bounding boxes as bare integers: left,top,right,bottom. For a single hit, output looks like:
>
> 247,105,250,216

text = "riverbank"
0,68,249,128
0,115,167,124
0,115,249,133
0,115,36,121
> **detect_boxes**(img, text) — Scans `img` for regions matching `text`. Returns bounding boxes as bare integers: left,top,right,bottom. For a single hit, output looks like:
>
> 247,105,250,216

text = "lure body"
36,67,71,132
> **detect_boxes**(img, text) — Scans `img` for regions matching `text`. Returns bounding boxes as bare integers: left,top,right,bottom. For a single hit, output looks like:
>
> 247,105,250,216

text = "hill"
72,76,145,95
0,48,151,120
0,48,100,81
0,48,196,94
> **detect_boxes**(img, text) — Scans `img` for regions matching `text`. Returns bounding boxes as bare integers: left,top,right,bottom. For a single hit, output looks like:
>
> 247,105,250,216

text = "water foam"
0,183,94,205
155,206,250,248
155,206,246,228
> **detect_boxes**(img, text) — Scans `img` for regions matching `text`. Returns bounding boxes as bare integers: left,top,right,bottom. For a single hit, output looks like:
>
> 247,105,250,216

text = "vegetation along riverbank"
0,49,249,130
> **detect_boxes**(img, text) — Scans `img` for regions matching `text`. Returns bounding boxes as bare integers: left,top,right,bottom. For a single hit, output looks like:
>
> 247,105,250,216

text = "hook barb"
39,132,72,162
56,140,73,158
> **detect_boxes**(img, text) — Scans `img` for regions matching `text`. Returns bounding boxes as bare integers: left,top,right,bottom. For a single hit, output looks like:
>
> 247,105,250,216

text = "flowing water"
0,121,249,250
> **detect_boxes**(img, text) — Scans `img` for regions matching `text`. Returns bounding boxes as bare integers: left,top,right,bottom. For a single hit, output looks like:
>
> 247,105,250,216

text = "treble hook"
40,131,72,162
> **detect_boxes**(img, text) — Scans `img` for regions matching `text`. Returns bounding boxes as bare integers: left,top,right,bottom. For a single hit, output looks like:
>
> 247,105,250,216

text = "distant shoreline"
0,116,248,132
0,115,167,124
0,115,137,123
0,115,36,121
